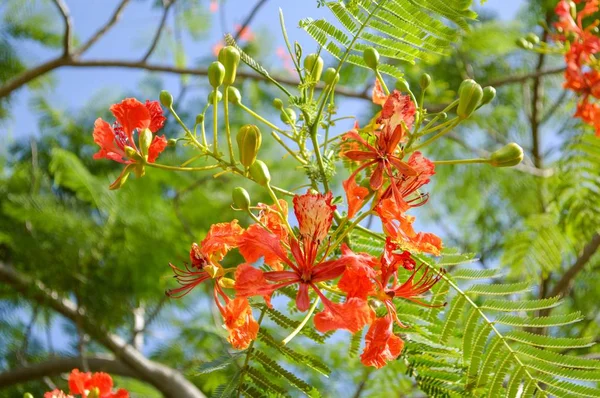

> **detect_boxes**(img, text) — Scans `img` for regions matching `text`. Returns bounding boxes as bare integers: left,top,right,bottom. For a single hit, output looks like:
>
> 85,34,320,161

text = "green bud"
304,53,324,81
280,108,297,125
208,61,225,88
23,394,34,398
363,47,380,70
124,145,142,162
481,86,496,105
218,46,241,85
236,124,262,168
272,98,284,110
516,38,533,50
232,187,251,211
249,160,271,186
420,73,432,90
457,79,483,119
167,138,177,147
208,89,222,103
490,143,524,167
323,67,339,86
227,86,242,105
139,128,153,160
525,33,540,45
195,114,204,125
159,90,173,108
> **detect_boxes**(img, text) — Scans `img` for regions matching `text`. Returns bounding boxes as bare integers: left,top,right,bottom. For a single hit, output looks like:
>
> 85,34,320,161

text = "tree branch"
234,0,269,41
51,0,72,57
74,0,132,56
550,233,600,298
0,261,205,398
486,66,565,88
0,355,139,390
141,0,176,62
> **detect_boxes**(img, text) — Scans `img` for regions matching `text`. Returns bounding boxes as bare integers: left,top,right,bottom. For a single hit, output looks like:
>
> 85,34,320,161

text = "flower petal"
238,224,289,270
93,118,127,163
221,297,259,350
110,98,151,137
343,176,370,219
201,220,244,263
293,190,336,244
296,282,311,312
360,315,404,368
234,263,287,307
147,134,167,163
257,200,289,241
336,244,378,300
313,296,374,333
145,100,167,133
372,79,388,106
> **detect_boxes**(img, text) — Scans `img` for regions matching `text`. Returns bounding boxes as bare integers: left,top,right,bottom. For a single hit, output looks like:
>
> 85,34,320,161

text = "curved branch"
234,0,269,41
550,233,600,298
0,261,205,398
141,0,176,62
51,0,72,56
0,355,138,390
74,0,132,56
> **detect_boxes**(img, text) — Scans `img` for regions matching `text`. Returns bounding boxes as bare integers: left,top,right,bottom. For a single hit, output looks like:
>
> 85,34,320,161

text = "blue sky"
1,0,525,143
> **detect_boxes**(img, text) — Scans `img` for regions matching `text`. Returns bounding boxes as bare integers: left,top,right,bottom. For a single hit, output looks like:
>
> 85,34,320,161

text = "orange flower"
360,315,404,368
168,223,260,349
67,369,128,398
222,297,259,349
235,190,374,333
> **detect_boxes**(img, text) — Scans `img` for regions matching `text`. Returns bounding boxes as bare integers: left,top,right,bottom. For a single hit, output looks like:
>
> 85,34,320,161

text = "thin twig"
141,0,176,62
74,0,132,56
51,0,72,57
234,0,269,41
550,233,600,299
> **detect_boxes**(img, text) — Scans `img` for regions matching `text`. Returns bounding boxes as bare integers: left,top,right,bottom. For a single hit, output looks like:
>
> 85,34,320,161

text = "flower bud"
323,67,339,86
304,53,324,81
168,138,177,147
420,73,432,90
236,124,262,168
280,108,297,125
272,98,284,110
196,114,204,124
232,187,251,210
363,47,380,70
249,160,271,186
516,38,533,49
457,79,483,119
227,86,242,105
159,90,173,108
481,86,496,105
218,46,241,85
139,128,153,159
489,143,524,167
208,89,222,103
219,277,236,289
525,33,540,45
208,61,225,88
24,394,34,398
124,146,142,162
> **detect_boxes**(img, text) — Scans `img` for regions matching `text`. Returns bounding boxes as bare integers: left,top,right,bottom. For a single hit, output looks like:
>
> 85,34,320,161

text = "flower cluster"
44,369,128,398
93,98,168,189
163,82,444,368
553,0,600,135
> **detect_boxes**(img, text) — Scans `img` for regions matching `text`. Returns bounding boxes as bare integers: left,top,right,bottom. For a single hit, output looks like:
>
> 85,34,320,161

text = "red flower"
167,222,258,349
360,315,404,369
44,391,73,398
67,369,128,398
340,85,417,216
235,190,374,333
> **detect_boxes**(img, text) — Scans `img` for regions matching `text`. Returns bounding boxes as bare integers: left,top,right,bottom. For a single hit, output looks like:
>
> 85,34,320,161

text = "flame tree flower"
166,221,259,349
43,368,129,398
234,190,375,334
92,98,168,188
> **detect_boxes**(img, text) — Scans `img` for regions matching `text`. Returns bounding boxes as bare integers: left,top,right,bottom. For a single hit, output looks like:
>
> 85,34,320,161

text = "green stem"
374,69,390,95
409,119,460,152
212,89,219,155
238,103,285,133
223,87,236,164
421,99,459,132
271,131,307,164
279,9,304,86
433,158,490,165
328,211,371,252
147,163,219,172
282,298,320,345
266,183,294,233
